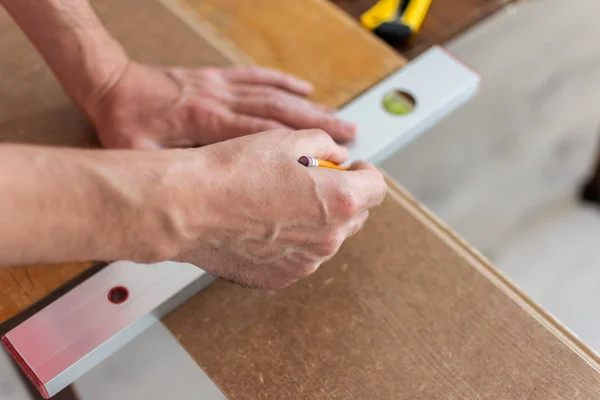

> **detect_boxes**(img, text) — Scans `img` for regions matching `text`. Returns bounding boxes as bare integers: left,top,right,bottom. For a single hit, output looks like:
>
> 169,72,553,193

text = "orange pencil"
298,156,347,171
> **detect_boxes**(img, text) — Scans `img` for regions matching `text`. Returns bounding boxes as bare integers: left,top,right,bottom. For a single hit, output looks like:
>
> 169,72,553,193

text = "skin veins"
224,172,331,265
310,170,332,224
0,0,386,290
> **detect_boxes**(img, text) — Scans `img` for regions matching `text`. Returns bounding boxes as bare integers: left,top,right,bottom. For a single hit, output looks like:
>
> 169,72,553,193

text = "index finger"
293,129,349,165
222,66,313,96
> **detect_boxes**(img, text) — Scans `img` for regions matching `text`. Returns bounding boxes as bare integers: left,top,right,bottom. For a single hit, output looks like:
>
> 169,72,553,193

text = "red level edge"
1,335,50,399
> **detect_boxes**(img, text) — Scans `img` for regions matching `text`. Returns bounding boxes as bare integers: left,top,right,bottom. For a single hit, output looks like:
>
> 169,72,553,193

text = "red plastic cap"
1,335,50,399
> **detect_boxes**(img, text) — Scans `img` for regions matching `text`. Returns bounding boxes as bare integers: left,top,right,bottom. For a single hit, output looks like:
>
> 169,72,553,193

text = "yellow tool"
361,0,432,46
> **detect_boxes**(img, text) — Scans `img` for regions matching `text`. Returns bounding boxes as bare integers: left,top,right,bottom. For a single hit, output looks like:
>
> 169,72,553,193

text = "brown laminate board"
177,0,404,107
330,0,515,58
0,0,238,324
164,181,600,399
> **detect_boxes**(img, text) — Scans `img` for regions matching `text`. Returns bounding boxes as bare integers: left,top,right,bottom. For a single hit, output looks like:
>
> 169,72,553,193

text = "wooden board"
330,0,515,58
164,179,600,399
177,0,404,107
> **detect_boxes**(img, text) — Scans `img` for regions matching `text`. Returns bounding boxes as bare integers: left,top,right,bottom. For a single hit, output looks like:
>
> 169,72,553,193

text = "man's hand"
0,130,386,287
138,129,386,289
1,0,355,149
87,62,356,149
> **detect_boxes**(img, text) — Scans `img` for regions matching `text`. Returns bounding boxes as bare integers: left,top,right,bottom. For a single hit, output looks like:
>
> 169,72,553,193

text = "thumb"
293,129,348,165
347,160,377,171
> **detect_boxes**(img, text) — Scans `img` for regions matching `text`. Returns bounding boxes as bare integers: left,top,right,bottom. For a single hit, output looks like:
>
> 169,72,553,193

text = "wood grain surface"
178,0,404,107
0,263,92,325
330,0,515,58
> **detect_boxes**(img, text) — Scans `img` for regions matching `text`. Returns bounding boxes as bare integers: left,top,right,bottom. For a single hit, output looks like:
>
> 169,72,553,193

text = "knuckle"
265,99,287,114
245,66,263,77
140,241,179,263
308,128,330,140
325,117,346,131
375,176,388,204
263,266,314,289
332,183,359,218
263,279,291,290
316,231,345,256
294,128,330,145
258,86,282,98
265,127,293,138
199,68,224,81
275,129,298,145
278,76,296,88
299,261,320,276
199,67,218,76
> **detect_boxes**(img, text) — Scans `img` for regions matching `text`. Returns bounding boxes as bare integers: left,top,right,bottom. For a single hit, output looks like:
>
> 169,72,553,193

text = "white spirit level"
1,46,480,398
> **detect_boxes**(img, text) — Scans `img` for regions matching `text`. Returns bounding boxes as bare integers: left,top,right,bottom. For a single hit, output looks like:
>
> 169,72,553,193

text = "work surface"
2,0,600,398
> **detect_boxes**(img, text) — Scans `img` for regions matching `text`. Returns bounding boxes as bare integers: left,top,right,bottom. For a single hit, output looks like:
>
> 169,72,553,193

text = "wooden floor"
383,0,600,351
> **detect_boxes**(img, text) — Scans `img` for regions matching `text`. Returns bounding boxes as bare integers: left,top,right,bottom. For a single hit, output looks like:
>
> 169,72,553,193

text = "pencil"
298,156,347,171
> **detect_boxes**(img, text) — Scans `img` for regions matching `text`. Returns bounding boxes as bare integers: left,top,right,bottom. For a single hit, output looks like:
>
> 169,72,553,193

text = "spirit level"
1,46,480,398
342,46,480,164
2,261,214,398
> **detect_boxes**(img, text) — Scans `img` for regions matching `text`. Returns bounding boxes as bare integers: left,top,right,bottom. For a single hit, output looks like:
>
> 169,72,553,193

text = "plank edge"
383,170,600,372
158,0,253,66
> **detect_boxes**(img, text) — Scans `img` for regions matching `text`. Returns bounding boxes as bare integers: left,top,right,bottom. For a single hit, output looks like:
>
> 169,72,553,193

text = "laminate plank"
164,183,600,399
178,0,404,107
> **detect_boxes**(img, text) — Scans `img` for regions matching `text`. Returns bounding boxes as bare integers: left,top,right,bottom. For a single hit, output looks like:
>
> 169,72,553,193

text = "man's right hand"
139,129,387,289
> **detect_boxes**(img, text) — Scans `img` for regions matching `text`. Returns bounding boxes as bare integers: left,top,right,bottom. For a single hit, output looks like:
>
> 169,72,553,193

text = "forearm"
0,0,128,114
0,144,159,266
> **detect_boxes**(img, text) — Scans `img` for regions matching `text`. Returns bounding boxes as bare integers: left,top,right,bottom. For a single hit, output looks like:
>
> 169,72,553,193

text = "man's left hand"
87,62,356,149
